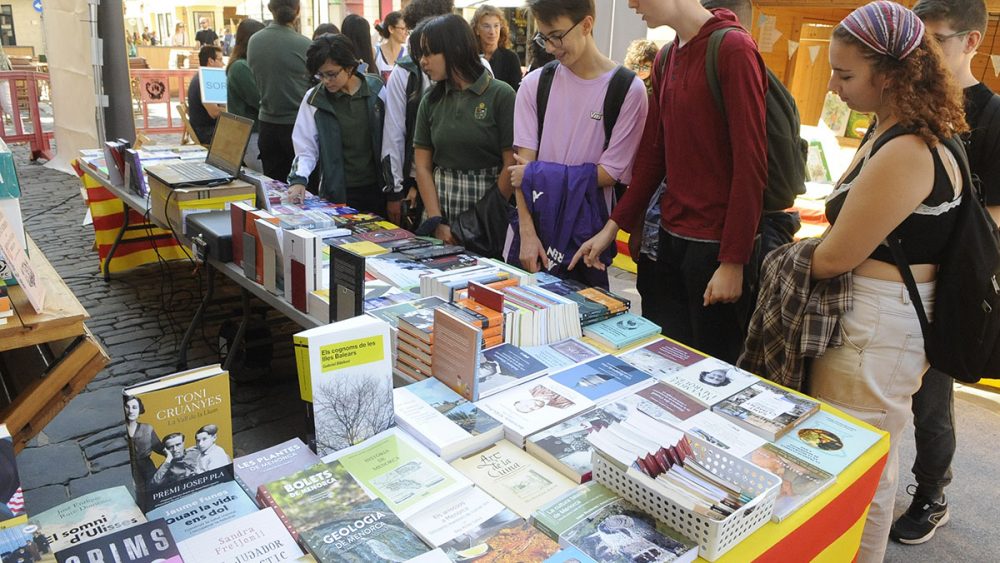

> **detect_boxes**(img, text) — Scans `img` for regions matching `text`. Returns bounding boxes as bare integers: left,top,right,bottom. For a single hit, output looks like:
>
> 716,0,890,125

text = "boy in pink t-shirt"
508,0,648,288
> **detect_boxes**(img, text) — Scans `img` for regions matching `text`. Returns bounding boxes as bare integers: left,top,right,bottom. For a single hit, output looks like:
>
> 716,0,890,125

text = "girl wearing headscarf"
807,3,966,560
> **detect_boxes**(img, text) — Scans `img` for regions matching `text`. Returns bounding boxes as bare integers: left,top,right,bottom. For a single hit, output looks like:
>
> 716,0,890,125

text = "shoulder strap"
601,66,637,151
536,60,560,147
705,27,740,118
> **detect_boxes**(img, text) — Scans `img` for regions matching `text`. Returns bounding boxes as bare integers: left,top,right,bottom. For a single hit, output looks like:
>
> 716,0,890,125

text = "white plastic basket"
591,436,781,561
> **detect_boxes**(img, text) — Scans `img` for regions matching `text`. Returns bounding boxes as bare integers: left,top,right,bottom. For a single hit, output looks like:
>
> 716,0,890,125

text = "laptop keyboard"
174,162,223,180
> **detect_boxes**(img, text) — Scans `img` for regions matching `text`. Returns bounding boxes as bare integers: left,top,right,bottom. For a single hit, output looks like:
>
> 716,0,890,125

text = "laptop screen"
206,113,254,176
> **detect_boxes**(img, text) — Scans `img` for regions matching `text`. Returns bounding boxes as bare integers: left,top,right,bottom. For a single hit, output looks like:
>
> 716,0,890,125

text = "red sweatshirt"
611,9,767,264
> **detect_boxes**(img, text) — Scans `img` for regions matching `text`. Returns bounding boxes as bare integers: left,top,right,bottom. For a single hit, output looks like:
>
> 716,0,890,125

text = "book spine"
293,335,312,402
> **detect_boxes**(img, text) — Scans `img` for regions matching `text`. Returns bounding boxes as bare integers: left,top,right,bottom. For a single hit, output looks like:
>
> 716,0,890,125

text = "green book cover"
300,498,431,562
260,461,370,540
531,482,619,540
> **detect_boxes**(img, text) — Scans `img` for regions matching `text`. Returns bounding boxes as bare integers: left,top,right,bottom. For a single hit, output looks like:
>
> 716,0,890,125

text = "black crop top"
825,125,961,265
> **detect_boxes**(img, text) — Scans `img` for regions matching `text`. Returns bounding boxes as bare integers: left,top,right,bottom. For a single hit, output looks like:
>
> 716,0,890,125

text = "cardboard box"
149,176,255,235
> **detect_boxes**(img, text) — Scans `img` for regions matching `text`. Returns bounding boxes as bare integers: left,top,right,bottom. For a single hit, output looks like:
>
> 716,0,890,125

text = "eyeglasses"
933,30,971,43
533,19,582,49
391,25,408,33
634,63,652,73
314,68,346,82
479,23,502,32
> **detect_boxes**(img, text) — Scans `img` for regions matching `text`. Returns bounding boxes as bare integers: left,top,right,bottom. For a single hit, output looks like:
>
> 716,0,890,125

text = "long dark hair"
228,19,265,70
342,14,376,72
421,14,485,103
306,33,360,86
313,22,340,39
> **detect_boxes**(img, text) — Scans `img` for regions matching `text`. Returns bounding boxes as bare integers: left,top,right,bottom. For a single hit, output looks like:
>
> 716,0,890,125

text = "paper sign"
991,54,1000,77
788,40,799,59
808,45,822,65
199,67,228,104
758,15,781,53
741,390,796,420
139,75,169,103
0,207,44,313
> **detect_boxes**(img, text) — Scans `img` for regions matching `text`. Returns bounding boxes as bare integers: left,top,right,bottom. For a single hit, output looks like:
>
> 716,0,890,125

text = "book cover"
581,313,660,349
393,378,503,461
300,498,431,562
123,366,234,512
256,219,284,295
451,440,576,519
659,358,758,407
545,547,598,563
146,480,258,542
618,339,707,380
339,240,390,257
397,308,436,344
55,519,181,563
0,424,25,528
233,438,321,504
627,382,706,424
27,486,145,554
438,513,559,563
258,461,371,541
356,228,414,244
296,316,393,456
246,209,279,285
531,482,619,540
559,497,698,563
334,428,472,519
475,378,593,446
366,254,430,291
712,381,820,441
524,339,601,370
432,308,482,401
676,410,767,459
177,508,304,563
774,410,882,476
284,229,318,312
330,244,366,322
403,487,507,547
745,444,835,522
478,343,549,399
548,355,653,403
367,296,446,328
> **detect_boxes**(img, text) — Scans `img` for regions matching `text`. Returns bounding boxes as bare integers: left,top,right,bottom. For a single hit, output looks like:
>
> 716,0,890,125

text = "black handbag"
450,185,514,259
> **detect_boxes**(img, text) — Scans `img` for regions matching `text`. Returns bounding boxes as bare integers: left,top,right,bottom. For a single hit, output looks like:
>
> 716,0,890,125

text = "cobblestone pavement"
10,142,306,513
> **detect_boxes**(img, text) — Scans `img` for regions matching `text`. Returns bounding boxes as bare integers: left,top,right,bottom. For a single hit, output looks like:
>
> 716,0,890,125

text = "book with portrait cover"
618,338,707,381
27,486,145,555
745,444,835,522
233,437,321,505
659,358,757,407
712,381,820,441
475,377,594,447
451,440,576,519
145,480,257,542
774,410,881,476
177,508,304,563
123,365,234,512
55,518,181,563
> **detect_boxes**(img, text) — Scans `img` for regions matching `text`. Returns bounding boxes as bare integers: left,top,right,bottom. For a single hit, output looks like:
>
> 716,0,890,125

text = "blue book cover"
549,355,652,402
545,546,599,563
146,480,258,542
479,343,550,397
582,313,660,349
774,410,882,476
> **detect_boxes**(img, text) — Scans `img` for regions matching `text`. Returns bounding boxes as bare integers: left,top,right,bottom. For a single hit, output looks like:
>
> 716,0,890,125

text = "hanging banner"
788,40,799,59
808,45,822,65
991,54,1000,77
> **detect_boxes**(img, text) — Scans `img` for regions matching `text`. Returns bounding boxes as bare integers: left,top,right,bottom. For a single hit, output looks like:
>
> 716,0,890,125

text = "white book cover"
256,219,284,295
177,507,303,562
393,378,502,460
660,357,758,407
296,316,394,456
283,228,318,303
476,377,593,444
405,487,508,547
676,410,767,458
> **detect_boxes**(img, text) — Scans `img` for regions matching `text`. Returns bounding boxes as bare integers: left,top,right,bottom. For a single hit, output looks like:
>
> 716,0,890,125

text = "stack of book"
536,273,631,326
583,312,662,350
397,306,438,380
500,285,582,347
476,376,594,447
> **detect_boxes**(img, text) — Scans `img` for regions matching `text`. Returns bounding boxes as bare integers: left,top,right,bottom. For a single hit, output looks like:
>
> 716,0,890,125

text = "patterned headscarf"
841,1,925,60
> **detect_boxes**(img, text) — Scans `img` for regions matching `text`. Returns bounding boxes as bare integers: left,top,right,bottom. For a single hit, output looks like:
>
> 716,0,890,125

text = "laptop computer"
146,112,254,188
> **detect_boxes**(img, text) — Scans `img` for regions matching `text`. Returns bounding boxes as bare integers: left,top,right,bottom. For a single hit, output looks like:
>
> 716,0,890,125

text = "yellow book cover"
124,366,233,512
339,241,389,257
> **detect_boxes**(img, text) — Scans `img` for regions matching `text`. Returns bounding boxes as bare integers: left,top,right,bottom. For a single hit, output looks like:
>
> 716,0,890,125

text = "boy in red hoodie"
573,0,767,363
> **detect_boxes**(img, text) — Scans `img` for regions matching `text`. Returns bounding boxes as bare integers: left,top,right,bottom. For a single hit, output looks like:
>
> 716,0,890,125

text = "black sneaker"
890,486,949,545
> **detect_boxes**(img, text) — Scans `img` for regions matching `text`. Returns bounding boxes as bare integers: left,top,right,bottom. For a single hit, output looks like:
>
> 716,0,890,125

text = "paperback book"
258,461,369,541
626,382,707,425
146,480,258,542
548,354,654,403
233,437,321,505
451,440,577,519
712,381,820,441
177,508,304,563
301,498,431,562
404,487,508,548
774,410,881,476
745,444,835,521
523,339,601,370
432,308,482,401
545,547,598,563
618,339,707,380
476,377,594,447
55,519,181,563
394,377,504,461
478,343,550,399
582,313,661,350
659,358,758,407
675,411,767,459
123,365,234,512
27,486,146,554
438,511,560,563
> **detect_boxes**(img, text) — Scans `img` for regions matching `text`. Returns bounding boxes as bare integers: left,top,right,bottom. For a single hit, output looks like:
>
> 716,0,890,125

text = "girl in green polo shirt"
413,14,516,245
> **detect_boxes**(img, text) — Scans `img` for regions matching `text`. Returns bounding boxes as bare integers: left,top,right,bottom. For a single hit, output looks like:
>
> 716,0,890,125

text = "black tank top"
825,125,961,265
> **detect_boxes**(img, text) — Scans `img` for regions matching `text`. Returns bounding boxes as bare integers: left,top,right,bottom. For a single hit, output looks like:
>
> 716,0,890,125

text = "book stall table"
0,236,110,452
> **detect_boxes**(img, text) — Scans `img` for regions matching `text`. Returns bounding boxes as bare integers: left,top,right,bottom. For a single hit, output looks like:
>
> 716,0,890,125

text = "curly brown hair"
833,25,967,146
471,5,510,51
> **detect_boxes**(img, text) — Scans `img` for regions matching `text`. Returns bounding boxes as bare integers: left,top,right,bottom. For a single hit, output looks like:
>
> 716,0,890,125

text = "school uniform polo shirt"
327,80,378,188
413,70,515,171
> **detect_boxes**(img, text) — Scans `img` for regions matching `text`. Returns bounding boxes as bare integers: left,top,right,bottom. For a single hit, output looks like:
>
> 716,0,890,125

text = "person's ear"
582,15,594,36
966,30,982,55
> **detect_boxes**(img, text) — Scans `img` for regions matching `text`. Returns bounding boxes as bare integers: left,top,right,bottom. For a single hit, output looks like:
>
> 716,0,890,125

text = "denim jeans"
809,275,935,563
910,366,955,500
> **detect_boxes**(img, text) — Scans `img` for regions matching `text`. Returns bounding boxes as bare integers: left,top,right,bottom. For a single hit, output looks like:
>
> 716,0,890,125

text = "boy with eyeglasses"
508,0,648,289
892,0,1000,546
573,0,767,364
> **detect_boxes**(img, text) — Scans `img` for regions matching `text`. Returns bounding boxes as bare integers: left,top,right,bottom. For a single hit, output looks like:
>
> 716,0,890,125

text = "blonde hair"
624,39,658,71
471,5,510,50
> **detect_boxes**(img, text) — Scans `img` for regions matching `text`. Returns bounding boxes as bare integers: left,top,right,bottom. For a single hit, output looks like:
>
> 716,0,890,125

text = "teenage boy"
894,0,1000,546
573,0,767,363
509,0,648,289
187,45,225,145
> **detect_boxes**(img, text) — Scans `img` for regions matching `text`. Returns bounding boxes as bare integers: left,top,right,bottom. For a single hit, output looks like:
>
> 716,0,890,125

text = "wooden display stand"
0,237,109,452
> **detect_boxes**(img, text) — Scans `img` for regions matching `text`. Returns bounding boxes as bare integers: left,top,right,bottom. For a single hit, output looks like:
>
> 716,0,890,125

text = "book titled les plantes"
177,508,304,563
55,519,182,563
122,365,234,512
233,437,321,505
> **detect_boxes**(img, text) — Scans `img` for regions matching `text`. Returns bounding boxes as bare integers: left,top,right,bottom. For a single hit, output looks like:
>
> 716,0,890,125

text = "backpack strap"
601,66,637,151
968,92,1000,205
704,27,741,119
536,60,560,148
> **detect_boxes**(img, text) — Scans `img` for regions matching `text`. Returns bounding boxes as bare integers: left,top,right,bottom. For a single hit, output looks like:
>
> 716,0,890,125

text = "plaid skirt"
434,166,501,223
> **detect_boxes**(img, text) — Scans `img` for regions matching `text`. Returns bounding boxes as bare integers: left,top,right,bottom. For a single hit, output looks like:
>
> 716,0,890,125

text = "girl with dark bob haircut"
341,14,376,74
421,14,487,103
287,33,388,213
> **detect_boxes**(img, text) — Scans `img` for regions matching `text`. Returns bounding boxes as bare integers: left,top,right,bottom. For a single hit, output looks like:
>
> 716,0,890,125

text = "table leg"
223,287,252,373
103,201,131,283
177,266,216,370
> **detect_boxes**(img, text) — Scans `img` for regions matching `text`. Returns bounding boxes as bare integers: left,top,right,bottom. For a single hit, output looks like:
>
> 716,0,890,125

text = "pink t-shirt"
514,64,649,185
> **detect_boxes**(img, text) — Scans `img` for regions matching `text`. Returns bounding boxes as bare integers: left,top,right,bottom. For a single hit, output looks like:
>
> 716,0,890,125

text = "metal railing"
0,71,53,161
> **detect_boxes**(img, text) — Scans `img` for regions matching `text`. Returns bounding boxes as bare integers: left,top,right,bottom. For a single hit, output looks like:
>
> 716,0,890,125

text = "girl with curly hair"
807,2,967,560
471,5,522,90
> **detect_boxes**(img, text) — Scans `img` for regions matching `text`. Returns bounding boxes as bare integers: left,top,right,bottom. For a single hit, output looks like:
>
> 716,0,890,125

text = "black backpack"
656,27,808,211
884,134,1000,384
